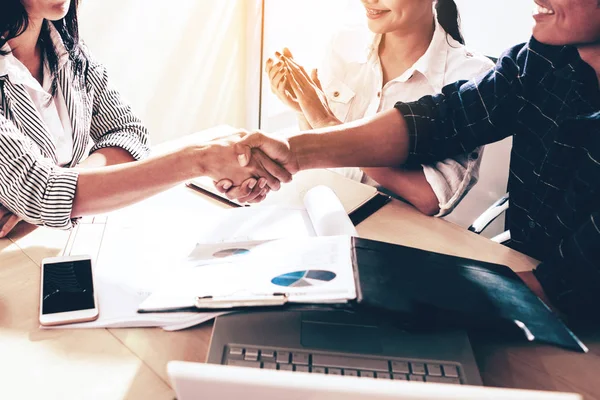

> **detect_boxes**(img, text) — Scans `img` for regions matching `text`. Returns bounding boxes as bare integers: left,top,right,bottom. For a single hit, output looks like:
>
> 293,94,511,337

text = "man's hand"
214,150,276,204
0,204,21,238
234,132,299,175
200,135,292,191
214,132,299,203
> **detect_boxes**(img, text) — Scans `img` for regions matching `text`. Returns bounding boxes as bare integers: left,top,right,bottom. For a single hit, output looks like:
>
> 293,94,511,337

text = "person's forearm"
296,113,313,131
78,147,136,168
362,167,440,216
289,108,410,170
71,146,200,217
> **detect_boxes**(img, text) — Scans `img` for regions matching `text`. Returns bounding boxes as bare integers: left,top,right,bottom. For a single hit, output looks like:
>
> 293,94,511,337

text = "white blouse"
319,20,494,218
0,26,73,166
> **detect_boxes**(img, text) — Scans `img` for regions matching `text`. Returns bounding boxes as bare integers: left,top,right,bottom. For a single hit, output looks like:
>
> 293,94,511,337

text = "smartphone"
39,255,99,326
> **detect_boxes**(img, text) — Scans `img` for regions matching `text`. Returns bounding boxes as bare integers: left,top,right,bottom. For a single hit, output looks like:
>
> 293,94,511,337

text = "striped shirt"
1,24,74,166
0,28,150,230
394,37,600,318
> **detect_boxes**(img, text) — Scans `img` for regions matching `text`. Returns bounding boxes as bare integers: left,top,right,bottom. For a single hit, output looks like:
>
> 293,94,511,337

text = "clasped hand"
206,131,298,203
212,47,343,203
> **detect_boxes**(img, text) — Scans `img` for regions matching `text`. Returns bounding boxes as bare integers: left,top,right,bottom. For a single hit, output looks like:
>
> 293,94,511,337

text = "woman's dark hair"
435,0,465,45
0,0,87,95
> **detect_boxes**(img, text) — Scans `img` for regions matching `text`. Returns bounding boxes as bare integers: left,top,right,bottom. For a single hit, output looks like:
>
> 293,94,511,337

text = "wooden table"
1,185,598,399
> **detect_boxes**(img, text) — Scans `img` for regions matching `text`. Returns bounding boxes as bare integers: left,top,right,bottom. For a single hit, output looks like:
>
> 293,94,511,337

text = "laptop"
168,359,581,400
205,310,482,385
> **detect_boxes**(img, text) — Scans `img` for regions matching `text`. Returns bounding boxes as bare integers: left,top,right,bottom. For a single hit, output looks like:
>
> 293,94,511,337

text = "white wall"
456,0,533,57
78,0,255,144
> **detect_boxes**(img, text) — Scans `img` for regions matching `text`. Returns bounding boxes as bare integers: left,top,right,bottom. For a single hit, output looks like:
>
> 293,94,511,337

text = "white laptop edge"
167,361,581,400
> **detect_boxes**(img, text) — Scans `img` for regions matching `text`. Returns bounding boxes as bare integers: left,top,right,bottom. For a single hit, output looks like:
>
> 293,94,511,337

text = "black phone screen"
42,259,95,315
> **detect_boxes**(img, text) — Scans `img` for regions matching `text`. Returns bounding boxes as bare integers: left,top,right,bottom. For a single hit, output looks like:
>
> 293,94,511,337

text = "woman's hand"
214,132,299,203
214,175,271,204
0,204,21,238
265,49,301,113
198,134,292,194
213,149,276,204
283,55,341,128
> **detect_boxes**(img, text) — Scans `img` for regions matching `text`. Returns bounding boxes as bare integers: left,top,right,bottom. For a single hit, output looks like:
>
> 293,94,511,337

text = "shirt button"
529,221,536,229
470,152,479,160
333,91,340,98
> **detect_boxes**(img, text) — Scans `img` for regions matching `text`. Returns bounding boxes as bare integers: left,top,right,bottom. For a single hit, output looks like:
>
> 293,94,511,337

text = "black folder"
349,238,586,353
146,236,587,352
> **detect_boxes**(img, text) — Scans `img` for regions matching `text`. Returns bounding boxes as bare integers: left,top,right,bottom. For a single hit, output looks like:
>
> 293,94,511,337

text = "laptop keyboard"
223,345,463,384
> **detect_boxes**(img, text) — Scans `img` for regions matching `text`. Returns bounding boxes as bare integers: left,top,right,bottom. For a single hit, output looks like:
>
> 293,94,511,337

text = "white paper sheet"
304,186,358,237
138,236,356,312
194,207,316,243
48,185,357,329
44,274,223,329
191,185,356,244
45,198,224,331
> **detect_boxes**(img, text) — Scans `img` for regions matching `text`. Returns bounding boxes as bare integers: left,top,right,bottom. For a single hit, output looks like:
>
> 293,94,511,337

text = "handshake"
197,130,302,204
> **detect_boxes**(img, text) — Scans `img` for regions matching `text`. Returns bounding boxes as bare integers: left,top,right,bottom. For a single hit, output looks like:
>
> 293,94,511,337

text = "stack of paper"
46,185,357,331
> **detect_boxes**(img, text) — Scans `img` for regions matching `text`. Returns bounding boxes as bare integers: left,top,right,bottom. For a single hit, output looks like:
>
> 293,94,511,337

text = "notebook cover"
350,237,587,352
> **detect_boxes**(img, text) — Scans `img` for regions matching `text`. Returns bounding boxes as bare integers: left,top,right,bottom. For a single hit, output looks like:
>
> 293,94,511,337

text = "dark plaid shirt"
395,37,600,318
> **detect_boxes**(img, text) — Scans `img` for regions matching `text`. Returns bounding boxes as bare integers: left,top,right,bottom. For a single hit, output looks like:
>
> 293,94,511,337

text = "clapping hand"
265,48,301,114
280,51,341,129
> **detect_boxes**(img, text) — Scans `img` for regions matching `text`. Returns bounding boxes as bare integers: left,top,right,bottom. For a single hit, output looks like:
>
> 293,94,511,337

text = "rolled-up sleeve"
0,116,79,229
422,146,483,217
86,60,150,160
394,47,526,166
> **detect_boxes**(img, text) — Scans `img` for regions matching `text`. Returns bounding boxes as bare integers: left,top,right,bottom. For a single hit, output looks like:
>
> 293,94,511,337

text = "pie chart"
212,248,250,258
271,270,336,288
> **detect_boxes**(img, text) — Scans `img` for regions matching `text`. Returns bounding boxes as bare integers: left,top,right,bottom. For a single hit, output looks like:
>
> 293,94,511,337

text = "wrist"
289,133,323,171
183,144,211,179
313,117,341,129
325,117,342,127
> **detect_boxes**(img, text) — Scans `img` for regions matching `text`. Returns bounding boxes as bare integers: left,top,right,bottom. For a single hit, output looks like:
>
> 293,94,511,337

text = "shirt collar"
408,19,449,92
366,19,450,92
0,23,69,92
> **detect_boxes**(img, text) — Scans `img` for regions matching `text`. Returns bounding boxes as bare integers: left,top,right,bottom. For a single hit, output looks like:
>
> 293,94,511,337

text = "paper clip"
195,292,289,309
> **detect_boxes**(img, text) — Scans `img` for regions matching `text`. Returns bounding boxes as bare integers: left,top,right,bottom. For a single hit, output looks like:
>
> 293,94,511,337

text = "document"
192,185,357,244
138,186,359,312
46,185,356,330
138,235,357,312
